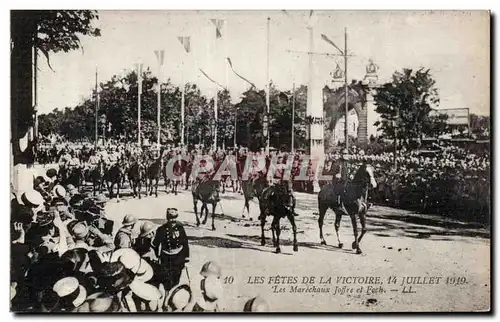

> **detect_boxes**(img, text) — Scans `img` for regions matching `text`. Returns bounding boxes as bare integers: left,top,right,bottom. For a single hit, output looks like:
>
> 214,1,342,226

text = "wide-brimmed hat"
200,261,222,278
139,221,156,238
110,248,141,272
52,277,88,310
18,190,44,208
53,185,67,199
98,261,134,294
75,292,121,313
37,210,55,227
122,214,137,227
166,208,178,220
167,284,192,311
46,168,58,179
243,296,269,312
201,276,223,301
129,280,162,302
71,222,89,239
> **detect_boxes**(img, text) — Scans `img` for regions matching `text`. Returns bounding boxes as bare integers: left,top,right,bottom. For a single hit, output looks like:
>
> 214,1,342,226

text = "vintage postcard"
10,10,490,312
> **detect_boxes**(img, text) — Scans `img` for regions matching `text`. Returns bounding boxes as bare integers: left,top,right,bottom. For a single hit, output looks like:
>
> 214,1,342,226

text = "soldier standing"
152,208,190,292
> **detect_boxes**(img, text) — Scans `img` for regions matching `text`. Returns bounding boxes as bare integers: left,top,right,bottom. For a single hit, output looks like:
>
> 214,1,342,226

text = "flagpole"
137,63,142,146
291,82,296,153
265,17,271,153
95,67,99,148
343,27,349,180
214,89,218,150
155,50,164,148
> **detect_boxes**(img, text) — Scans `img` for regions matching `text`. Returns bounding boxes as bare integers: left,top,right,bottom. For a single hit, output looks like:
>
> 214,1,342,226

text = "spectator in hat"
152,208,189,292
243,296,269,312
114,214,138,249
185,275,223,312
133,221,157,259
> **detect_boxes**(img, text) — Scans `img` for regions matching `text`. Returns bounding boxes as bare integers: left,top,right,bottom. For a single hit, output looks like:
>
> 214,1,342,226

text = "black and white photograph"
9,10,490,312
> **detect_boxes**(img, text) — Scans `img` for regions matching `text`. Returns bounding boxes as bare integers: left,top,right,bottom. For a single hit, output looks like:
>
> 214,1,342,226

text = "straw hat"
201,276,223,301
53,185,67,199
167,284,192,311
243,296,269,312
129,280,162,302
52,277,87,309
18,190,44,208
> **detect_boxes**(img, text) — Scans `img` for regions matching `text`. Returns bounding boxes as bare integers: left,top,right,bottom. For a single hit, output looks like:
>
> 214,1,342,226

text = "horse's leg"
272,216,281,254
287,212,298,252
260,214,266,246
211,202,216,231
334,210,343,249
242,196,250,219
318,204,328,245
350,215,361,254
155,178,158,197
137,180,142,199
116,179,121,202
357,213,367,249
193,198,200,227
201,203,208,225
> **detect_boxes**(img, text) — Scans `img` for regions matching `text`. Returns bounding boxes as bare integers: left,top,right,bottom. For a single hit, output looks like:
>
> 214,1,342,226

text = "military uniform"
152,208,189,291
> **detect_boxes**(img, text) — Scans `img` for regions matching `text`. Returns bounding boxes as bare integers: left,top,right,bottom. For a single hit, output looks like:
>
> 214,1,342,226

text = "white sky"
36,10,490,115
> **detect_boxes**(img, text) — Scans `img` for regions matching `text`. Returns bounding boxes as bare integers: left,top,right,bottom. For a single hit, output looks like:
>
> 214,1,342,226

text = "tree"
373,68,446,147
11,10,100,165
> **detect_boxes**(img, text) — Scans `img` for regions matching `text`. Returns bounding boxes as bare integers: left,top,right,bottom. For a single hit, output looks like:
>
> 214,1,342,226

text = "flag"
199,69,224,89
321,34,343,55
177,36,191,53
154,50,165,65
226,57,256,89
210,19,224,39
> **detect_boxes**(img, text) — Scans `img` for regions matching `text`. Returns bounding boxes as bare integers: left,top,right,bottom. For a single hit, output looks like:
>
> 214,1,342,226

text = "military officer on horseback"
152,208,190,292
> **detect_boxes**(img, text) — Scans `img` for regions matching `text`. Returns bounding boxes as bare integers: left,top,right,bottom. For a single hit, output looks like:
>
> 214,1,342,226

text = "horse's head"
354,164,377,189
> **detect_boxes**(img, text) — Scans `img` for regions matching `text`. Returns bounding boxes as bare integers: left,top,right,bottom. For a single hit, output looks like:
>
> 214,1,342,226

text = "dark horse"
259,182,297,254
317,163,377,254
241,175,268,220
59,165,84,192
90,160,105,196
104,161,125,200
146,153,163,197
192,178,222,231
127,160,145,199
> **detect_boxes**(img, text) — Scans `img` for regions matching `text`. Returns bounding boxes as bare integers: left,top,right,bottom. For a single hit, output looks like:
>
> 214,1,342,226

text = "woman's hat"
52,276,87,310
139,221,156,238
167,284,192,311
243,296,269,312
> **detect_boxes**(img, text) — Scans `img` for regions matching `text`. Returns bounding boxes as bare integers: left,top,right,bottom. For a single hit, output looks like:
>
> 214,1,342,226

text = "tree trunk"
11,11,36,167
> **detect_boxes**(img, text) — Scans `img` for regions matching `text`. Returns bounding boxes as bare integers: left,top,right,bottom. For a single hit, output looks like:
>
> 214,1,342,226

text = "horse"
127,160,145,199
146,154,163,197
258,181,298,254
103,161,125,200
192,177,222,231
241,174,268,220
59,165,84,192
317,163,377,255
164,153,186,195
89,160,106,196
